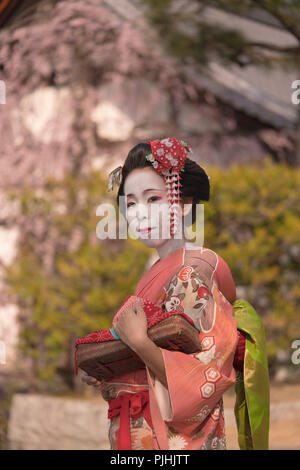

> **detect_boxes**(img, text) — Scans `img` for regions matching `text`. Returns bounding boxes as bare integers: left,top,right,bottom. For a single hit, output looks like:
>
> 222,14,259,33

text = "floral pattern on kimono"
162,263,216,332
101,247,238,450
145,251,238,450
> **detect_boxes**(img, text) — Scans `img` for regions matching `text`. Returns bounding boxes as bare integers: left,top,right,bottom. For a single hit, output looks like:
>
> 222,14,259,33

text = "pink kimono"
100,244,238,450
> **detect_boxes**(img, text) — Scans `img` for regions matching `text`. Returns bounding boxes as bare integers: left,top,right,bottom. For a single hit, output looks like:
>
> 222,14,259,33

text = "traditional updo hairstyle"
117,143,210,226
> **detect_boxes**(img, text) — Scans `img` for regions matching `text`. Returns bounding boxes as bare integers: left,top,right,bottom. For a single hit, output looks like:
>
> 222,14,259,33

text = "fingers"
81,371,101,387
119,305,137,319
135,298,145,315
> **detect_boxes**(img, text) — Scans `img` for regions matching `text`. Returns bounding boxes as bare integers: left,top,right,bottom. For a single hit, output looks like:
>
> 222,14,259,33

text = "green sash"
232,299,270,450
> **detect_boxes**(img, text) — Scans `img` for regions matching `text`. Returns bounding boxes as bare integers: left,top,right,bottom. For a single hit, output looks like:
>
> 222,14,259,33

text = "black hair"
117,142,210,225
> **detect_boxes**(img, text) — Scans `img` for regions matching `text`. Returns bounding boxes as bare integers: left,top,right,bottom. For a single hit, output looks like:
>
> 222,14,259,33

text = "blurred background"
0,0,300,450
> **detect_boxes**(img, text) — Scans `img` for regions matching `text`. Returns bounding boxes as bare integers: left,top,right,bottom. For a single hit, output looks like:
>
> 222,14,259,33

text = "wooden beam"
0,0,21,27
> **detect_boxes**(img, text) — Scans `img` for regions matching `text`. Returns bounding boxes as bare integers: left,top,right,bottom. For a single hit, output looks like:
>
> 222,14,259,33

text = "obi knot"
108,391,152,450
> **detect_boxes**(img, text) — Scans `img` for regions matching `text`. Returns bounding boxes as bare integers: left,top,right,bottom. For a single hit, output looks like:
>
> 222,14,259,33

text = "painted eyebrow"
126,188,165,198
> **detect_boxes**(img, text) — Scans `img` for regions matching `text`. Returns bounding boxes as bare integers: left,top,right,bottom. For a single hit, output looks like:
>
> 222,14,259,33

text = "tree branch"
200,0,300,42
246,41,300,54
252,0,300,42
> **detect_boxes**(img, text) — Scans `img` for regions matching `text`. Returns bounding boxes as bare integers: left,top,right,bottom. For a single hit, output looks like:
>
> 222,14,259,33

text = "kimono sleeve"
147,263,238,427
214,254,236,304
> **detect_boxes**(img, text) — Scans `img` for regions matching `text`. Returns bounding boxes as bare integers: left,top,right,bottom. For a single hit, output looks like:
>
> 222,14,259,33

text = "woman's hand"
114,298,167,385
81,371,101,387
113,298,148,351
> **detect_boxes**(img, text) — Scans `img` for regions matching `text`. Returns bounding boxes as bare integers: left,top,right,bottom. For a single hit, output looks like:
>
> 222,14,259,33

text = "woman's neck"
156,237,187,260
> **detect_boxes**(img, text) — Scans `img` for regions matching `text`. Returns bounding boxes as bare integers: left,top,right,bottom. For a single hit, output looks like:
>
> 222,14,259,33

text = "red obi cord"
107,391,153,450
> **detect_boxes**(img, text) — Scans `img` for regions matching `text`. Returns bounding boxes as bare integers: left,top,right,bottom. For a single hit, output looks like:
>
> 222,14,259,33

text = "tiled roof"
198,7,298,128
110,1,299,129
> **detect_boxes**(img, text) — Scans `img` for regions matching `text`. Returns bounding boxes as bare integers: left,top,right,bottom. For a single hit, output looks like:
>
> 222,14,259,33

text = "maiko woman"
81,138,269,450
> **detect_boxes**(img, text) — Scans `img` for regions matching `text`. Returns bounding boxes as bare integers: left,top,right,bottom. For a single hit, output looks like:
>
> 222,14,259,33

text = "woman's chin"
138,235,169,248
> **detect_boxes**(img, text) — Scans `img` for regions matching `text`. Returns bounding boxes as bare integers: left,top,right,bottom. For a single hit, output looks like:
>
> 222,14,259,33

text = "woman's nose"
135,203,148,221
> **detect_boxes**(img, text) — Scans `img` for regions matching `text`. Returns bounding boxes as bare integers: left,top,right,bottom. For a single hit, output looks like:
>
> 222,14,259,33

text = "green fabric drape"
232,299,270,450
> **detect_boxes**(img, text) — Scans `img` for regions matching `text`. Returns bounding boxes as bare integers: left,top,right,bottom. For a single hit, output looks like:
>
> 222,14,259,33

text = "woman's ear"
181,197,193,217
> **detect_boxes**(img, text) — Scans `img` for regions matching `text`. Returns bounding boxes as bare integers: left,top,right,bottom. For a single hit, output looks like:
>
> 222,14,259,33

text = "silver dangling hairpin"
107,166,123,192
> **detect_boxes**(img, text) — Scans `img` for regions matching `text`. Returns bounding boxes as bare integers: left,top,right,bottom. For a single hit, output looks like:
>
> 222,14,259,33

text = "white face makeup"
123,167,193,259
124,167,170,248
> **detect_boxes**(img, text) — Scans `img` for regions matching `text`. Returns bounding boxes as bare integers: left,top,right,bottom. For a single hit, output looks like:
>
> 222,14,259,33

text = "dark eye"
127,201,135,208
148,196,161,203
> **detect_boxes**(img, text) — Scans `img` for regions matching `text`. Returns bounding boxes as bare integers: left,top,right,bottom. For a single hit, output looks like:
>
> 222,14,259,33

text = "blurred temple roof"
129,1,298,130
198,6,298,130
108,1,298,130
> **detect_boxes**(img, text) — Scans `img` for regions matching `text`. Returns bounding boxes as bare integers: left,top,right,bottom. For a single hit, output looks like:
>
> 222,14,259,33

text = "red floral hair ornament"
145,137,192,236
